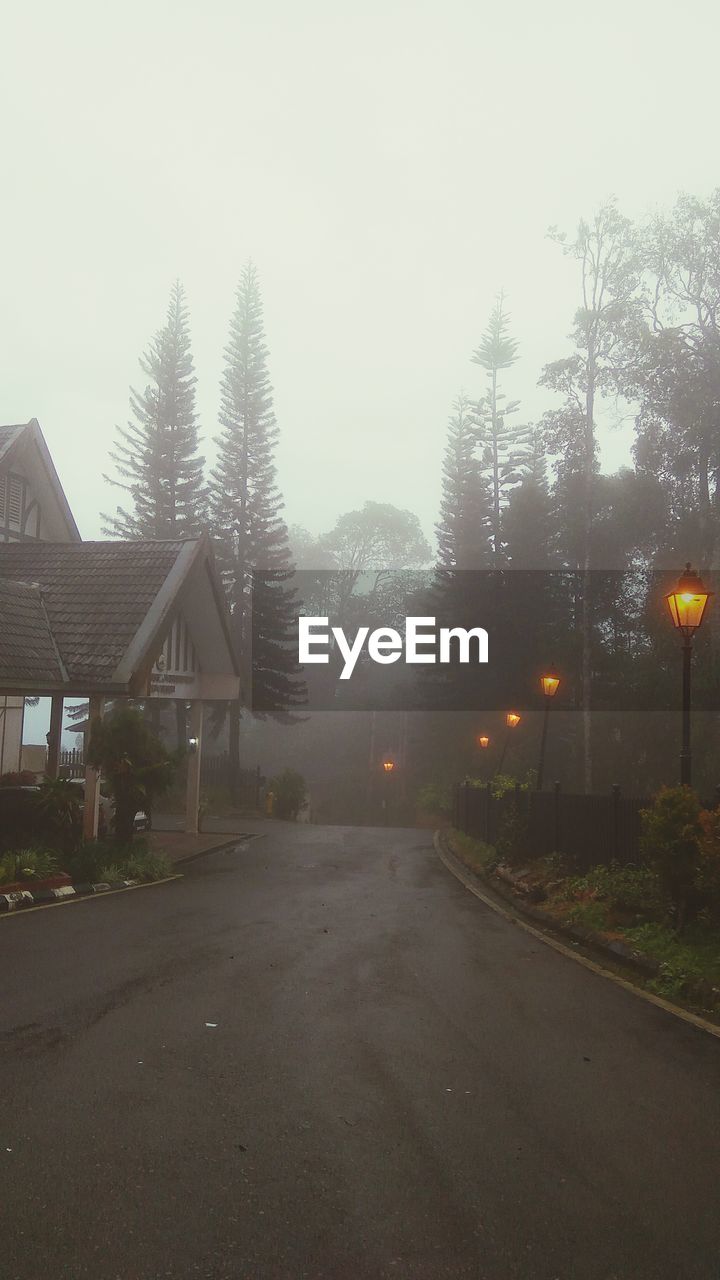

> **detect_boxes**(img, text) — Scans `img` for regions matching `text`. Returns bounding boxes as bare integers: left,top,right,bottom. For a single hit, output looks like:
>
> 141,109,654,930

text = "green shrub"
0,847,58,885
117,849,171,882
269,769,307,820
623,922,714,999
640,786,702,928
450,830,499,874
564,862,665,923
695,808,720,924
88,707,178,843
36,779,83,853
61,837,119,884
489,773,532,800
496,807,529,867
59,836,166,884
566,900,608,932
416,780,453,817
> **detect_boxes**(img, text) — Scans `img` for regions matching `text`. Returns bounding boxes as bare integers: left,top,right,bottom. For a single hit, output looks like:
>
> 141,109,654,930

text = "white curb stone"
0,891,35,912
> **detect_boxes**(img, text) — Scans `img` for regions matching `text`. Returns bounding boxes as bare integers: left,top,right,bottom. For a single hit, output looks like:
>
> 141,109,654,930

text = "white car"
67,779,151,834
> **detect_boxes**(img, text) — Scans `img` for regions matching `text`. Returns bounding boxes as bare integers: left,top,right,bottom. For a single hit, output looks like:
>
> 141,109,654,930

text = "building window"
7,476,23,527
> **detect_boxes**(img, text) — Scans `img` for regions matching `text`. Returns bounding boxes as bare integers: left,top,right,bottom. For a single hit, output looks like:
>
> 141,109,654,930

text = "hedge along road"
1,823,720,1280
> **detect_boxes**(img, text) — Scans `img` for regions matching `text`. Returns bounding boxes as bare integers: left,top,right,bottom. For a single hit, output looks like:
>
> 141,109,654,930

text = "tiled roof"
0,541,189,686
0,579,65,684
0,424,26,460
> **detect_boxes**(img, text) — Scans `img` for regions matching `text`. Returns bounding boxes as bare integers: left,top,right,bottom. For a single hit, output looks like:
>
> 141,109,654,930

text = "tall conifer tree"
210,263,303,788
103,280,206,538
502,428,556,568
471,295,532,564
436,393,492,570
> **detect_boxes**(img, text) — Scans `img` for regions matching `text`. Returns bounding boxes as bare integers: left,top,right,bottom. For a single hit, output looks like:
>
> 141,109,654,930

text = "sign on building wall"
148,615,202,700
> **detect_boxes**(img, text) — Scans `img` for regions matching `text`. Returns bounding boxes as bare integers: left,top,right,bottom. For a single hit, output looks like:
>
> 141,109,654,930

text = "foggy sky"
3,0,719,549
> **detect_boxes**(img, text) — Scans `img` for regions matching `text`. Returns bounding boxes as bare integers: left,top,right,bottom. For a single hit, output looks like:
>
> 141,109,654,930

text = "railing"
454,781,648,871
58,748,85,779
59,749,264,806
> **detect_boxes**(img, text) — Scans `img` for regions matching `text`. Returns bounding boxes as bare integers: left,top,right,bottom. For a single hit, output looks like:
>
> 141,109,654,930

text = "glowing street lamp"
537,668,560,791
665,564,713,786
381,757,396,824
498,712,521,774
540,673,560,699
476,734,490,750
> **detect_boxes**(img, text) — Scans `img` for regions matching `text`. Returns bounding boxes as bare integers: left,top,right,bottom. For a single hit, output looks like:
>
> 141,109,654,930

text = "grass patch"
447,829,499,875
621,922,720,1000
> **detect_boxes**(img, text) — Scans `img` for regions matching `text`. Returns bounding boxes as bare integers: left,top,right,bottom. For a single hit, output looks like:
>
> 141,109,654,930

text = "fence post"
457,782,467,833
612,783,620,861
553,780,561,853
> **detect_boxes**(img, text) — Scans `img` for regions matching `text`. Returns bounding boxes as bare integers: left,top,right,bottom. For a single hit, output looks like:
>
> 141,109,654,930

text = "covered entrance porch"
0,535,240,837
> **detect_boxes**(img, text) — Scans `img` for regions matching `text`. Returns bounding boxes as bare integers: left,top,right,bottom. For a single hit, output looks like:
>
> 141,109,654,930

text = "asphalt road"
2,824,720,1280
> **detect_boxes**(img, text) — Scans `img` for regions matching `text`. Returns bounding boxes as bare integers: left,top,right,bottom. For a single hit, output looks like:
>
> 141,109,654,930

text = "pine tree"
210,263,304,787
103,280,206,539
436,393,492,570
470,295,533,564
502,428,556,568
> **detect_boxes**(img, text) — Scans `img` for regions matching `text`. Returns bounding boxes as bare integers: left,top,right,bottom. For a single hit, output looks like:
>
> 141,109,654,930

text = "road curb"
0,875,181,916
434,829,720,1042
151,833,259,867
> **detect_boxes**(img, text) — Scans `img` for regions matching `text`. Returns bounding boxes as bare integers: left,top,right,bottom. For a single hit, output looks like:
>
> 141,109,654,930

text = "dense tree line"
102,188,720,797
436,191,720,793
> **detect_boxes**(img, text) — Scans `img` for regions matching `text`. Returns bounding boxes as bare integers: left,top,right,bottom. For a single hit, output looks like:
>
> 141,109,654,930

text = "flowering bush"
640,786,702,928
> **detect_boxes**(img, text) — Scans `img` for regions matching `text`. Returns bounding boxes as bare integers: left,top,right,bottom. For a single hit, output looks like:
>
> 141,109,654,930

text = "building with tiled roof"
0,420,240,834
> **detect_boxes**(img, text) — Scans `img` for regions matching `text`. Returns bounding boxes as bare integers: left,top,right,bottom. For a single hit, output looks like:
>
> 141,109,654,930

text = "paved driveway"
1,823,720,1278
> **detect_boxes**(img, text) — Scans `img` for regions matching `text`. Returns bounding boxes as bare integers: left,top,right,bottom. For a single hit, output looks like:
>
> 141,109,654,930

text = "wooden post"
46,695,64,779
185,700,203,835
82,695,105,840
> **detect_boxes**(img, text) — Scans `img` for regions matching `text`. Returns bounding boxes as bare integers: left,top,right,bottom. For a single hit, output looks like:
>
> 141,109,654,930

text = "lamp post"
381,757,395,823
497,712,521,775
665,564,712,787
476,733,490,780
536,670,560,791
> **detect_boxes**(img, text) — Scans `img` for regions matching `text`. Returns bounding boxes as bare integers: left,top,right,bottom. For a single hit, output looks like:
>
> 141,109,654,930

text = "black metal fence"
454,781,648,871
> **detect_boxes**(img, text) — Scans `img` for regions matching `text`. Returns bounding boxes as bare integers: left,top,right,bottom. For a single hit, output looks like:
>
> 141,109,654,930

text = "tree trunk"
582,342,596,795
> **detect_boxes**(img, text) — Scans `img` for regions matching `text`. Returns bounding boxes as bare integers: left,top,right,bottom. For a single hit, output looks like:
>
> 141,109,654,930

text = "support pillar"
82,694,105,840
46,694,64,779
185,700,203,834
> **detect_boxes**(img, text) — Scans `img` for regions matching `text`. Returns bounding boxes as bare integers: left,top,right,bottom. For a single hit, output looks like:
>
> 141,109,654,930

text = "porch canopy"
0,534,240,835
